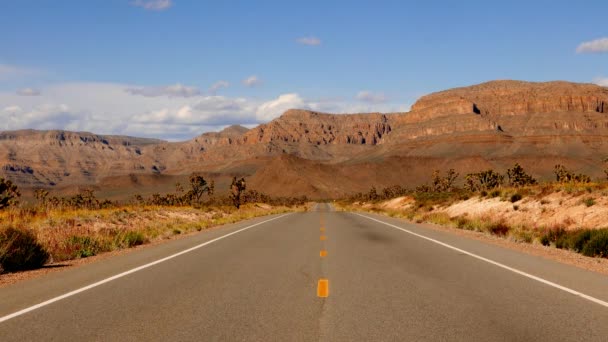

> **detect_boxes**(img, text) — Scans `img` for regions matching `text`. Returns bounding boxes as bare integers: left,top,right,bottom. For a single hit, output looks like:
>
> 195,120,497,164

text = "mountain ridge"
2,80,608,199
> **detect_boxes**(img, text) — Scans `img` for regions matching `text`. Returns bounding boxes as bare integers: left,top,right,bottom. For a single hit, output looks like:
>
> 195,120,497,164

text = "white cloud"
256,93,305,121
209,80,230,94
125,83,201,97
576,37,608,53
131,0,173,11
355,91,388,103
594,77,608,87
16,88,41,96
0,82,410,140
296,36,321,46
242,75,262,87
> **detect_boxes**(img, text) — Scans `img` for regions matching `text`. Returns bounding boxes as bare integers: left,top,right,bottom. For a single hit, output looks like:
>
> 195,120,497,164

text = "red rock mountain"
2,80,608,199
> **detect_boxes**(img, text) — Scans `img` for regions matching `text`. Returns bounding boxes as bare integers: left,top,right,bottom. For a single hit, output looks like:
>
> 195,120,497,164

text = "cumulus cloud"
355,91,388,103
209,80,230,94
16,88,41,96
0,82,410,140
256,93,305,121
131,0,173,11
594,77,608,87
576,37,608,53
125,83,201,97
296,36,321,46
242,75,262,87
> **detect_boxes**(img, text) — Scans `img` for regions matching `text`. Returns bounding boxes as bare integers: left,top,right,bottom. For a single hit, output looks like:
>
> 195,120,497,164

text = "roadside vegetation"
338,162,608,259
0,175,308,274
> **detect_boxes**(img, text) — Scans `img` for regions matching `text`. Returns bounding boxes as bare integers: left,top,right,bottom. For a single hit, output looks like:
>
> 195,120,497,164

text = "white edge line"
354,212,608,309
0,213,291,324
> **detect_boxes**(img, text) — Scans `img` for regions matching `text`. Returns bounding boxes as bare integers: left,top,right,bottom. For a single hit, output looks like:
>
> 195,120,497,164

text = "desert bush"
510,193,523,203
507,163,537,187
0,177,20,210
65,235,103,258
582,197,596,207
487,221,510,236
0,227,49,272
540,225,567,246
117,231,147,248
581,230,608,257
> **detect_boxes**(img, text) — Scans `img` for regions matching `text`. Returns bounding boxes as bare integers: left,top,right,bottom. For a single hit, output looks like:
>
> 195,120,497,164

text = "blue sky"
0,0,607,140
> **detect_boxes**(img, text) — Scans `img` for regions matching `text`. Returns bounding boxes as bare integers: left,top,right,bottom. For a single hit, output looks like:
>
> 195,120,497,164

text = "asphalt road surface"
1,203,608,341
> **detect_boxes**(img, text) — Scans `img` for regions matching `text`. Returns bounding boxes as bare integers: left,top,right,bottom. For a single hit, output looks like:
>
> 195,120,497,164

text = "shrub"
540,226,567,246
565,229,592,253
487,222,510,236
581,230,608,258
0,227,49,272
583,197,595,207
0,177,20,209
510,193,523,203
66,236,102,258
118,231,147,248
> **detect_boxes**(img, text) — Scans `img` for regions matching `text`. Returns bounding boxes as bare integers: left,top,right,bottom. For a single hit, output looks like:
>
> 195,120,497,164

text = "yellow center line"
320,250,327,257
317,279,329,297
320,227,325,232
320,235,326,241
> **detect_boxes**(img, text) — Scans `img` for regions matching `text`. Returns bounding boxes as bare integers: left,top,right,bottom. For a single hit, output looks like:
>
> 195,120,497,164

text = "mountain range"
2,80,608,199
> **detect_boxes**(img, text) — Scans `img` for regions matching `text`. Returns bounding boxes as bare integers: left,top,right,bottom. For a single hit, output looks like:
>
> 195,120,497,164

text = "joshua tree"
230,177,246,209
188,174,210,203
0,177,20,209
465,169,504,191
431,169,459,192
506,163,537,187
34,188,49,206
554,164,591,184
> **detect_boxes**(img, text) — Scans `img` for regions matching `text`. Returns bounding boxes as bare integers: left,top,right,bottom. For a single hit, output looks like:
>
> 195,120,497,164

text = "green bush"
0,227,49,272
121,231,147,247
581,230,608,258
582,197,595,207
67,236,101,258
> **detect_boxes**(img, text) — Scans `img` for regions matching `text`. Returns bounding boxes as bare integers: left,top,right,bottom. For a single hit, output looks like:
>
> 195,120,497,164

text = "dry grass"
0,203,304,267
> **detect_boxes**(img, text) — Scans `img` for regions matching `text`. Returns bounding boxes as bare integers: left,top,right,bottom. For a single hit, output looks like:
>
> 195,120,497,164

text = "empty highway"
1,203,608,341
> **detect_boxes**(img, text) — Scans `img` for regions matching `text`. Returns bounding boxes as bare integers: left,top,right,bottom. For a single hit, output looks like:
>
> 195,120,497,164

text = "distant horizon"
1,0,607,140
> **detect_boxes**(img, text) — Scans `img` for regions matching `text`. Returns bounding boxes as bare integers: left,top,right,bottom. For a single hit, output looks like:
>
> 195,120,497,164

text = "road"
1,203,608,341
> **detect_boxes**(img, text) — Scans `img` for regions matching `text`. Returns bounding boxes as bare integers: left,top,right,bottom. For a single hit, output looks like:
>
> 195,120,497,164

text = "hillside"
2,80,608,199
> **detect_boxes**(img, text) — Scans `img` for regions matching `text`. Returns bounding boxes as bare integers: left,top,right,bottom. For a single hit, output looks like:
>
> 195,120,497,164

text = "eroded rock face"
414,80,608,116
239,109,392,145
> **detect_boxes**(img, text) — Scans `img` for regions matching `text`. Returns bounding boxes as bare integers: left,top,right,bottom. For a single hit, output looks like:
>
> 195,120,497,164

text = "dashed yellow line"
320,235,326,241
320,250,327,257
320,227,325,232
317,279,329,297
